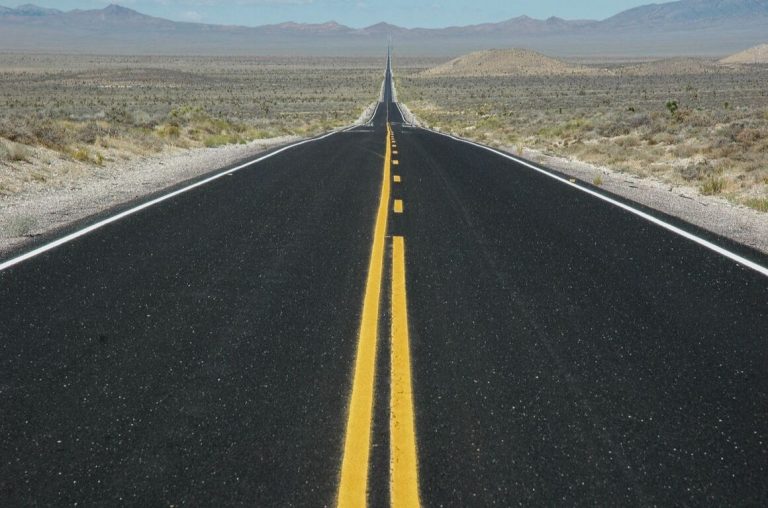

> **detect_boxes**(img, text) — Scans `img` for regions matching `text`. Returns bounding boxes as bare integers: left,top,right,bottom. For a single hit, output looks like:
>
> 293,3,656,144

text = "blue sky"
17,1,652,28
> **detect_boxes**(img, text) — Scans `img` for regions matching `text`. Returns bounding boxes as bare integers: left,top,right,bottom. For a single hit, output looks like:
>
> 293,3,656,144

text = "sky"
16,1,653,28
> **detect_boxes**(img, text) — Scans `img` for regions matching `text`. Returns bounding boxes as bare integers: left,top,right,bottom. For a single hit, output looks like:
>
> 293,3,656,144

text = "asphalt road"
1,54,767,506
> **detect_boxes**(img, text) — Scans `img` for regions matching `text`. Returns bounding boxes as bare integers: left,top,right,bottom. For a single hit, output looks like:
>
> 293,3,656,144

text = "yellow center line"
337,123,393,508
391,236,421,508
394,200,404,214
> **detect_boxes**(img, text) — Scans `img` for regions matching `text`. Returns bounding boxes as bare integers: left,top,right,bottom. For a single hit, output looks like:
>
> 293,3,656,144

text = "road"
1,51,767,506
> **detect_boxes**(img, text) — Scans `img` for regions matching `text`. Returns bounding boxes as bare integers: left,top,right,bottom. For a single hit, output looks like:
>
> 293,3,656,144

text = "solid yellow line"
394,200,403,214
337,123,392,508
391,236,421,508
394,175,401,183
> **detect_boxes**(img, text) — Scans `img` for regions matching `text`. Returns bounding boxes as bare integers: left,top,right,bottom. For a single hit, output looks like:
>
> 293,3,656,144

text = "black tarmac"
1,57,767,506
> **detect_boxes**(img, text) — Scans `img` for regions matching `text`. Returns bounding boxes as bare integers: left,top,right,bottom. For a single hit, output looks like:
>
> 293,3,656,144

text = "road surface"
1,52,767,506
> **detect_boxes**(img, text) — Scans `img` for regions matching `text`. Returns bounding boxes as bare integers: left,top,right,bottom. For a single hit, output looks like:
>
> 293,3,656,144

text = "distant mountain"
0,1,766,56
720,42,768,63
601,0,768,28
2,3,61,16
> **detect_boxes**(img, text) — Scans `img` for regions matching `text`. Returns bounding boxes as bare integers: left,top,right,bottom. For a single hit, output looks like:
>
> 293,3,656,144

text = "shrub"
743,198,768,212
77,122,102,144
204,134,239,147
6,142,30,162
157,124,180,138
735,128,762,145
700,176,726,195
665,100,679,116
680,160,717,181
72,148,90,162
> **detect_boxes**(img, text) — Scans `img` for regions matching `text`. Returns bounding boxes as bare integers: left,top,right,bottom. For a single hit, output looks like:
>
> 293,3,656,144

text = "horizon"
2,1,654,29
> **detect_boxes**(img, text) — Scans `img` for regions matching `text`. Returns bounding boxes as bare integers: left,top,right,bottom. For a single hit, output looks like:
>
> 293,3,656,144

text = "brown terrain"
398,47,768,216
720,43,768,64
422,49,600,77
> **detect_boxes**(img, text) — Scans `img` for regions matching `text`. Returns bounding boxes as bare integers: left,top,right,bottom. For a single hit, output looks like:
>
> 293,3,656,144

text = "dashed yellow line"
393,160,400,166
337,123,393,508
394,200,404,214
390,236,421,508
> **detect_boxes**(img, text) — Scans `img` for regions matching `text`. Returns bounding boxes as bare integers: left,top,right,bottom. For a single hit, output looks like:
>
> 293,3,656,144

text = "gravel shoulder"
0,102,380,259
516,146,768,255
0,136,300,257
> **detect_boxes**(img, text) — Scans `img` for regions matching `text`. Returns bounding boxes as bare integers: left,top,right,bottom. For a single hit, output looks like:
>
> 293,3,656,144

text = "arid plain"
1,50,767,250
397,49,768,213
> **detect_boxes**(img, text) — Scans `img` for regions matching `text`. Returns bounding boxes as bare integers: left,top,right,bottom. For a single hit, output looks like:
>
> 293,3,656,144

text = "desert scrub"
743,198,768,212
4,142,30,162
0,53,385,195
700,176,728,195
157,123,180,138
204,134,242,148
397,62,768,208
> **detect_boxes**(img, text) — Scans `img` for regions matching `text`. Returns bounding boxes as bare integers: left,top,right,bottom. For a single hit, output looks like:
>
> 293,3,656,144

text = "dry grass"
0,54,385,195
397,60,768,212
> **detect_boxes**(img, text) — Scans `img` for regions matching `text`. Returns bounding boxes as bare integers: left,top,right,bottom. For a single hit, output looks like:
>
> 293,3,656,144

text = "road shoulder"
0,137,299,256
514,146,768,255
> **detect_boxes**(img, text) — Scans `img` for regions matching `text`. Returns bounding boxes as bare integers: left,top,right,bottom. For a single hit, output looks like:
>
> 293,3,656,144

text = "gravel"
0,136,299,256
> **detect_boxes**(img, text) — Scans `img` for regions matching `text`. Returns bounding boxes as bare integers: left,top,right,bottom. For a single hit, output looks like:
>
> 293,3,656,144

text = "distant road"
1,51,767,506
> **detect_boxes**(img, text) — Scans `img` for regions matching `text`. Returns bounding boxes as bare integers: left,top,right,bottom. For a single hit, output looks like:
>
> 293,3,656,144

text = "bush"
680,160,717,181
700,176,726,195
72,148,90,162
665,100,679,116
157,124,180,138
743,198,768,212
5,142,30,162
204,134,239,147
77,122,102,144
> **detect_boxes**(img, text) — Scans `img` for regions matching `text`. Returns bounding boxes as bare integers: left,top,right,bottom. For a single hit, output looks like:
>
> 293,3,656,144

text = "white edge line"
0,130,341,272
394,102,410,127
426,127,768,279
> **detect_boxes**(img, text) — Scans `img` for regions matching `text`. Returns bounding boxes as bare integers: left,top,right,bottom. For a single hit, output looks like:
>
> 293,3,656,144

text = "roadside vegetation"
0,54,382,195
397,60,768,212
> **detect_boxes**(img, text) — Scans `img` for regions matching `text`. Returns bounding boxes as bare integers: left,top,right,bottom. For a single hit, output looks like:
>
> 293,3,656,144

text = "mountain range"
0,1,767,56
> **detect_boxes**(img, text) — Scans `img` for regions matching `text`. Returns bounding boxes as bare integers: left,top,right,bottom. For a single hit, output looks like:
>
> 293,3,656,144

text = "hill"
616,57,728,75
0,1,767,56
720,43,768,63
422,49,598,77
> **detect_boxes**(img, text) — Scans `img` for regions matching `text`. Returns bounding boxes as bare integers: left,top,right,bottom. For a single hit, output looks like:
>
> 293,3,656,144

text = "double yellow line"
337,124,421,508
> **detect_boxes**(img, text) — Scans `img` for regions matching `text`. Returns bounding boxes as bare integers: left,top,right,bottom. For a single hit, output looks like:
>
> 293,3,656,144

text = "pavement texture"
1,56,767,506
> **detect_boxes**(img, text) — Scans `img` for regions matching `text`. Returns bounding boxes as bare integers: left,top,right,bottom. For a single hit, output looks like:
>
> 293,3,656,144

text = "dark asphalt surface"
2,56,767,506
